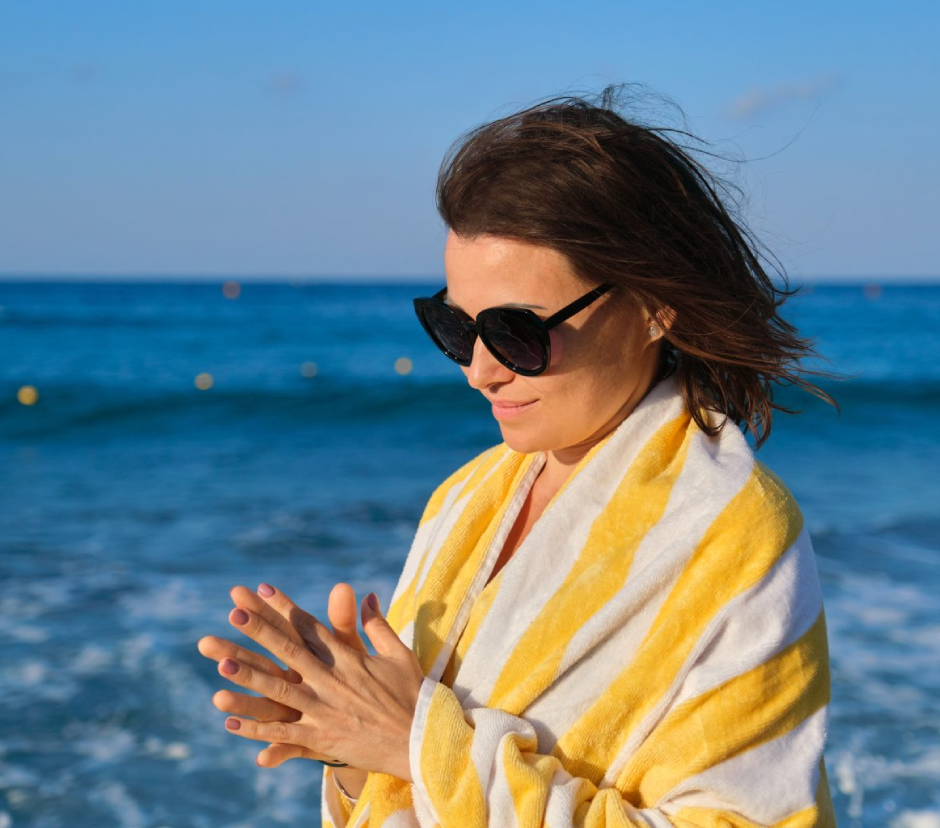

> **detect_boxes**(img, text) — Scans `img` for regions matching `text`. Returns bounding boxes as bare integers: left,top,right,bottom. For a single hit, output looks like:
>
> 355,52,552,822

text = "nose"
462,335,516,390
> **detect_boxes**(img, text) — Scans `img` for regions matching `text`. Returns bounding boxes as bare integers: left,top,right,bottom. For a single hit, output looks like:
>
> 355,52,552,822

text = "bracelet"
318,758,349,767
331,771,359,803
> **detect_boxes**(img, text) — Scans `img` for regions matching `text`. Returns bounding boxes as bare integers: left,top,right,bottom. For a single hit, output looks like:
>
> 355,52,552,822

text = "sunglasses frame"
413,282,614,376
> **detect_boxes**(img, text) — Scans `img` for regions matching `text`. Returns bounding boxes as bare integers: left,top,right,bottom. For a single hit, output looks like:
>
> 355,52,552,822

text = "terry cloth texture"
321,373,836,828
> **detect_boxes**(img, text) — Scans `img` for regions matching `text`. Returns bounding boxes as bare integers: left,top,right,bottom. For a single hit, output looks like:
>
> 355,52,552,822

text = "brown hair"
436,84,841,448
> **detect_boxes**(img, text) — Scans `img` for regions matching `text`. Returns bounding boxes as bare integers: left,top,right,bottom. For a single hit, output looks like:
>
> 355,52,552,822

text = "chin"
499,426,550,455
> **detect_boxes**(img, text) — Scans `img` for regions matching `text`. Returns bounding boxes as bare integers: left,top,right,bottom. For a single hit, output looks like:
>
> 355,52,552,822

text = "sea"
1,280,938,828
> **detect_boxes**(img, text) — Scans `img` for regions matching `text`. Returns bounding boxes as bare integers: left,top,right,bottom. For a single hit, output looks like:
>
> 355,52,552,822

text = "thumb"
256,743,318,768
361,593,403,657
328,583,368,653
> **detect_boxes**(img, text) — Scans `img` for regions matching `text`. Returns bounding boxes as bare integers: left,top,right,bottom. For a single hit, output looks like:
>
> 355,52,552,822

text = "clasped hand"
197,583,425,783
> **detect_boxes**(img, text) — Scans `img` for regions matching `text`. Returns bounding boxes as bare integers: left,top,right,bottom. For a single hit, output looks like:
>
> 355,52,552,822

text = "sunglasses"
413,282,614,376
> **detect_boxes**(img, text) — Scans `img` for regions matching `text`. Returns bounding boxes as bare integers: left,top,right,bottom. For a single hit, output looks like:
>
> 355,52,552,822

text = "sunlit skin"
198,583,421,795
198,232,675,799
445,230,674,496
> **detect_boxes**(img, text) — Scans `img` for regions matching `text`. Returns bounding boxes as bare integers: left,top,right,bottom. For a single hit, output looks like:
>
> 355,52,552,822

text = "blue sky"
0,1,937,280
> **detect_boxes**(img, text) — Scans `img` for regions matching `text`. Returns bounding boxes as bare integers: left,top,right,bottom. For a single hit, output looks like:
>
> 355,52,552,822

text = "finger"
212,688,301,723
230,586,307,648
223,716,312,752
361,592,406,658
251,584,339,665
224,718,343,766
197,635,302,683
256,742,321,768
218,637,323,711
327,583,368,653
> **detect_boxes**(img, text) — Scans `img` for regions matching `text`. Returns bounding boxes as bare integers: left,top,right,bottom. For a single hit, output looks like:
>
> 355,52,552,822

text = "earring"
648,324,661,339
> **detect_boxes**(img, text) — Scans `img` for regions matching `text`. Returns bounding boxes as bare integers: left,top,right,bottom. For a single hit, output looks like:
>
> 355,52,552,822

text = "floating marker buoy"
394,357,413,376
17,385,39,405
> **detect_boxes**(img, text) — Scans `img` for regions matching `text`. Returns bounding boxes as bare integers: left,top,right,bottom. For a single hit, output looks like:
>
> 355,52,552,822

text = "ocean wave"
773,377,940,411
0,310,206,329
3,376,937,442
0,377,481,440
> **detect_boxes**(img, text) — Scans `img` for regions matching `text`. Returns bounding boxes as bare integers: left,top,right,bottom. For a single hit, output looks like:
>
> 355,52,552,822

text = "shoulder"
739,454,805,537
702,452,807,579
688,414,806,564
749,458,803,519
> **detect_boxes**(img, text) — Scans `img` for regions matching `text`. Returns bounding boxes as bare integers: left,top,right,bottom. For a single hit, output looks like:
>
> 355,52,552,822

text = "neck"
540,369,664,493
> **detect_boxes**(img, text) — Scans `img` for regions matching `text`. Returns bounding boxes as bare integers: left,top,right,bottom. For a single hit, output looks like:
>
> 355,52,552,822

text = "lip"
490,399,539,420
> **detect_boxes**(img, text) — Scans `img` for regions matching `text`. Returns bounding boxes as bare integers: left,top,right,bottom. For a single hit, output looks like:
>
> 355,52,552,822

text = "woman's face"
443,231,666,458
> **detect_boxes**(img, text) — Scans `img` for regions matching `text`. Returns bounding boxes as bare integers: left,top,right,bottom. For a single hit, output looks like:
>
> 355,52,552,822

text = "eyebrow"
444,297,548,311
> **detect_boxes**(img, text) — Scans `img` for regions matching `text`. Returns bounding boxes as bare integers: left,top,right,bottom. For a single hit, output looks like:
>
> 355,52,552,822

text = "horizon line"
1,272,939,287
0,273,940,290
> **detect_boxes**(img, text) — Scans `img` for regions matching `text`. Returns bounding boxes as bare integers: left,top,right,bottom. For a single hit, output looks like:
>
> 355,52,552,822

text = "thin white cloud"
269,71,303,97
72,62,103,84
726,74,838,120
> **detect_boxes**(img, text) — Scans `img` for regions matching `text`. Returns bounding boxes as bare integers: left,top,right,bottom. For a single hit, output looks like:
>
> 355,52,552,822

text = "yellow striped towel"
321,373,836,827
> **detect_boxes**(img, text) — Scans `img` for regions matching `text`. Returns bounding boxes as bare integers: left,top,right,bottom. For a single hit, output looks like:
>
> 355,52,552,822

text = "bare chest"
484,480,553,588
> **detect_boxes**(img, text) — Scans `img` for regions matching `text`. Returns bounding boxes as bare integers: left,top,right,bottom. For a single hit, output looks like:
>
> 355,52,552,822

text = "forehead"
443,232,583,311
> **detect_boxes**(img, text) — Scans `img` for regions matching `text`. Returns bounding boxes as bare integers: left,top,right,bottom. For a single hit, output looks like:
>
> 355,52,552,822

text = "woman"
198,86,839,827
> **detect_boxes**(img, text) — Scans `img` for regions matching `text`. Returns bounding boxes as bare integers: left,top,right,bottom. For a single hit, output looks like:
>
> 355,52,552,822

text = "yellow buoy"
17,385,39,405
195,372,214,390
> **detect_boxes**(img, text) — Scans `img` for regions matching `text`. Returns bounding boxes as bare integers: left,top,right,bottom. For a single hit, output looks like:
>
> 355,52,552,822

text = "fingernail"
220,658,240,675
258,583,275,597
367,592,379,612
231,608,249,626
225,717,241,731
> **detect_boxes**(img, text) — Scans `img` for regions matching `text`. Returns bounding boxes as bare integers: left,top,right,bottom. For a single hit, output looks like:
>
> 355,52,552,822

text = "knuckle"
279,636,305,664
271,594,295,615
268,721,290,742
269,679,294,705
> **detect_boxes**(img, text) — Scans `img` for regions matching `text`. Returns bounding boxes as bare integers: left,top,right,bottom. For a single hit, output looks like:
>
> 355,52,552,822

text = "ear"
650,304,677,332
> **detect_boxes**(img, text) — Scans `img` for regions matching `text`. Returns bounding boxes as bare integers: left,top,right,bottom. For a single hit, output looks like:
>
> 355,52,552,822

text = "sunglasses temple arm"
542,284,614,329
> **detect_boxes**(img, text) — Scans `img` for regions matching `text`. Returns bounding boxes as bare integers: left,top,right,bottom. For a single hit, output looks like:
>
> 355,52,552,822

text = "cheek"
548,329,565,367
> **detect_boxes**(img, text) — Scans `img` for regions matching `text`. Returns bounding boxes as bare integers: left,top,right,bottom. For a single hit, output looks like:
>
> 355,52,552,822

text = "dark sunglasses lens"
481,310,546,373
420,303,474,363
